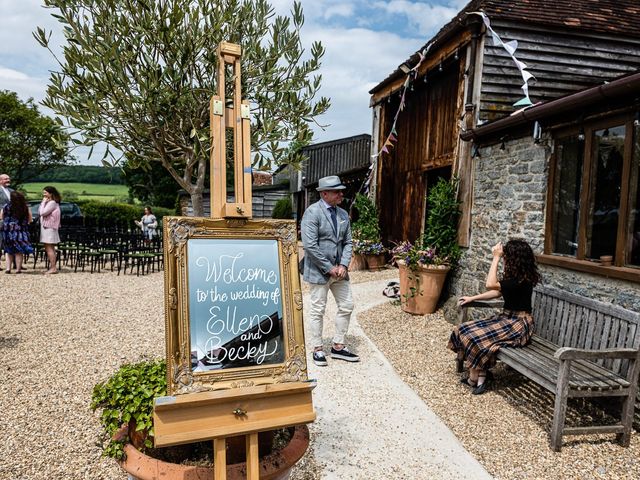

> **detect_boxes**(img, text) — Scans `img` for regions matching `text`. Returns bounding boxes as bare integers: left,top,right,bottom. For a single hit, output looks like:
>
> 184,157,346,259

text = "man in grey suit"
0,174,11,209
0,174,12,258
301,175,359,366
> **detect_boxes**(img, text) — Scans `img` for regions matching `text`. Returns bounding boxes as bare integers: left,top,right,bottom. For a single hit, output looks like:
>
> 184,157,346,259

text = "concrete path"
303,278,492,479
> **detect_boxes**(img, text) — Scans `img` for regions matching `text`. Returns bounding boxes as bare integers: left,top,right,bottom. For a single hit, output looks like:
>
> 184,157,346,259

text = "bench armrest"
554,347,640,361
459,300,504,309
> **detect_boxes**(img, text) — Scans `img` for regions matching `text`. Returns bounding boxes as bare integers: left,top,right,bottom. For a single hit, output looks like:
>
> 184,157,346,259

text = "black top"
500,278,533,313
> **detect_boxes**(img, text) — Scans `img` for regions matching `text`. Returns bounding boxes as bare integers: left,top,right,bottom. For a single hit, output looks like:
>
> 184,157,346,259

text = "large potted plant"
391,178,461,314
91,359,310,480
351,193,386,270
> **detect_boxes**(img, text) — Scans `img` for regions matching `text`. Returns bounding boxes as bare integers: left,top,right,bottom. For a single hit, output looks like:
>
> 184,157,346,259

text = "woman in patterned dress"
448,239,541,395
1,191,33,273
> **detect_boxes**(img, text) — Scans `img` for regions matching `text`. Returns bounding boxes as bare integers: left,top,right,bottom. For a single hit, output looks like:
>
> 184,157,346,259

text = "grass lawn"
22,182,129,202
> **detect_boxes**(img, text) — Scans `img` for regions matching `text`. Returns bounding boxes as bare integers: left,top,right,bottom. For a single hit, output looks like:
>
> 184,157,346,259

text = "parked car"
28,200,84,224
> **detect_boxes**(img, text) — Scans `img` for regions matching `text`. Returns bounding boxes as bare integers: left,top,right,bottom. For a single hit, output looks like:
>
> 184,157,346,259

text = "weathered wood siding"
301,134,371,187
479,20,640,122
181,189,289,218
377,59,464,244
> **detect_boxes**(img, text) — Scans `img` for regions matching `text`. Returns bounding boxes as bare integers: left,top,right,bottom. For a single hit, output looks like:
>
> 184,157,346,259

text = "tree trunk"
191,190,205,217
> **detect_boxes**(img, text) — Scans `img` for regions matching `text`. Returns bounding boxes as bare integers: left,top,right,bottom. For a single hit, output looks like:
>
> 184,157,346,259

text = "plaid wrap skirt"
447,310,534,370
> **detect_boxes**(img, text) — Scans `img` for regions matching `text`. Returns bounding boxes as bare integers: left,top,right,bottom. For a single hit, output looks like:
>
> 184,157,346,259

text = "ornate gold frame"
163,216,307,395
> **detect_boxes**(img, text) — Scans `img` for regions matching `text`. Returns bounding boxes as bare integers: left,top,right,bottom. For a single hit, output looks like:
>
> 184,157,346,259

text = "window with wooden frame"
542,113,640,282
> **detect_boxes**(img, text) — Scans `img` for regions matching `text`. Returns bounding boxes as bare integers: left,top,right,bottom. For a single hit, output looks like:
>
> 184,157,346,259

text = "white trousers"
308,278,354,348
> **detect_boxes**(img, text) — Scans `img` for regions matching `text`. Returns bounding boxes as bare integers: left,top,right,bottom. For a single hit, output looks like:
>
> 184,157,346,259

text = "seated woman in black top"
448,239,541,395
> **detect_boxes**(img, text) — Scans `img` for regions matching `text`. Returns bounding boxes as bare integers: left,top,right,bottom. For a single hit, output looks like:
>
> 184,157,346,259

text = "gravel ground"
0,266,164,479
0,264,396,480
358,300,640,480
3,264,637,479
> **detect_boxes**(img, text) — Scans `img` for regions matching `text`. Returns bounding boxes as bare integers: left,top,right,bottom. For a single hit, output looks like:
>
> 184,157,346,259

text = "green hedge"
76,200,175,227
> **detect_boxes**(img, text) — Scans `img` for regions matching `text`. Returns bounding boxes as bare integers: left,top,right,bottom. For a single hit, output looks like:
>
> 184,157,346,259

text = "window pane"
586,125,625,260
552,136,583,256
627,123,640,266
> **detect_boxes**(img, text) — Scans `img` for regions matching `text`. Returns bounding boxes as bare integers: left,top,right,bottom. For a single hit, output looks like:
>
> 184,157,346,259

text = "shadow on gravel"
0,335,20,349
492,363,625,435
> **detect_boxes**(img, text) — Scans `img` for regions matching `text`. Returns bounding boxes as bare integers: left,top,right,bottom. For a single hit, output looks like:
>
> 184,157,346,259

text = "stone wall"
443,134,640,323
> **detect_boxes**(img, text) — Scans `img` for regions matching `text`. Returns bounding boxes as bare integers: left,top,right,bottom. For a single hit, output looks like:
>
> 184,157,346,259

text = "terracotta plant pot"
120,425,310,480
348,252,367,271
364,253,386,270
599,255,613,266
398,261,450,315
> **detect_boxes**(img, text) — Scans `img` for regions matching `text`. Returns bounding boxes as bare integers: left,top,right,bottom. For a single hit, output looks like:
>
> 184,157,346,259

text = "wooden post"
213,438,227,480
210,41,252,220
246,433,260,479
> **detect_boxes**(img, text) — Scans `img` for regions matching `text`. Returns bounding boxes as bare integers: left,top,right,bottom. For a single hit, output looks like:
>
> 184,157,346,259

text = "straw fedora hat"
316,175,346,191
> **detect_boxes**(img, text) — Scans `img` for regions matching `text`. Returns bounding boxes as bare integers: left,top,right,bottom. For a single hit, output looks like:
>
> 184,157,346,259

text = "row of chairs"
29,227,163,276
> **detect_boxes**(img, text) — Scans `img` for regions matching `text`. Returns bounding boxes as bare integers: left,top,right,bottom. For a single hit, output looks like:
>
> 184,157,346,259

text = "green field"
22,182,130,202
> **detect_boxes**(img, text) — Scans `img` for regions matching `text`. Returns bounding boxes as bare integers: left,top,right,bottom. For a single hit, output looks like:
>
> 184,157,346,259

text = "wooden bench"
458,285,640,451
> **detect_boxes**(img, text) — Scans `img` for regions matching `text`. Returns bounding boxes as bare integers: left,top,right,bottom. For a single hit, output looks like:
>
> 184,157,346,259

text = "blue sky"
0,0,468,165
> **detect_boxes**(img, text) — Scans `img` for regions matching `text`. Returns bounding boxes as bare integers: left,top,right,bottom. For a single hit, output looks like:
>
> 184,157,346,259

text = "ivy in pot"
91,359,296,468
91,358,167,460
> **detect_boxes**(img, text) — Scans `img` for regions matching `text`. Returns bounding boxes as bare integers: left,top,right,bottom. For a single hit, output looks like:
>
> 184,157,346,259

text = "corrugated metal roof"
370,0,640,95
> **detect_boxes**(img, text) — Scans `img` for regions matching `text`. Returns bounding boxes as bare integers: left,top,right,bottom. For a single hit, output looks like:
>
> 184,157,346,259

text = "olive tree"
36,0,329,215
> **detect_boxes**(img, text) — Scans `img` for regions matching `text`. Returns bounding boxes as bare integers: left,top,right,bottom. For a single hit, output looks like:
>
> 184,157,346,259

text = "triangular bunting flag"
503,40,518,55
513,96,533,107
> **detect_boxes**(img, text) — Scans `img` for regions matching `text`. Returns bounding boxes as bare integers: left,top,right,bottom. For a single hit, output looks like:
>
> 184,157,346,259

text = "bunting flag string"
370,43,433,163
468,11,534,107
363,42,434,202
357,11,536,206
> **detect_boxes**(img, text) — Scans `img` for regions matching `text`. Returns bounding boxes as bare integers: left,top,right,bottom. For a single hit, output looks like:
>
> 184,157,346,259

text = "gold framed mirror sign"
163,216,307,395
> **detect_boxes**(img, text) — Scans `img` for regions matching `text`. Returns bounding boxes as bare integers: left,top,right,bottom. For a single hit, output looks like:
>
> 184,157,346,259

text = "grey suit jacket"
300,200,352,284
0,187,12,210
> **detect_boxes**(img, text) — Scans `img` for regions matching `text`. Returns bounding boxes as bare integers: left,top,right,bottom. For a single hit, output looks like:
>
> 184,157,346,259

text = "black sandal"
472,376,490,395
460,377,477,387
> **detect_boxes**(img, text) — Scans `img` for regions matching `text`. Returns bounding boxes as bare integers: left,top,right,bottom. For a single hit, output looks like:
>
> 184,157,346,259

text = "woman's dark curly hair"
43,186,61,203
8,191,29,222
502,239,541,286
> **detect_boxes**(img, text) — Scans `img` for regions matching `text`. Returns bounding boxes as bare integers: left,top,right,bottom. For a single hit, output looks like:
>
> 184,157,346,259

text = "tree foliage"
26,165,124,184
0,90,73,187
36,0,330,215
122,161,182,209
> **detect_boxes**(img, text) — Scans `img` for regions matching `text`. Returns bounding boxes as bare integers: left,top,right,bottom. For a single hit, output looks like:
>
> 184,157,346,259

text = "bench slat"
525,342,615,390
577,306,590,349
613,321,630,374
605,315,621,371
533,337,631,388
536,285,640,324
498,339,630,391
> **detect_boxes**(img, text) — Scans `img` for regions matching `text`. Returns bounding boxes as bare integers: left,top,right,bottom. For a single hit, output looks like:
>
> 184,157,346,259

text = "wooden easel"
154,42,315,480
210,41,252,219
153,382,316,480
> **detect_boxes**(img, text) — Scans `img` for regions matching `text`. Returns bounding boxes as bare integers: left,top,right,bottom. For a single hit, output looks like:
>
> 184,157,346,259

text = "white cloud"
324,4,355,20
302,26,422,142
0,1,63,72
0,66,49,103
372,0,460,35
0,0,462,160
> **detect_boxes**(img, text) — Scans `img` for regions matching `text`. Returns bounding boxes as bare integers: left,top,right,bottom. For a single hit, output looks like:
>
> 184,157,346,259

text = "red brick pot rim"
119,425,310,480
